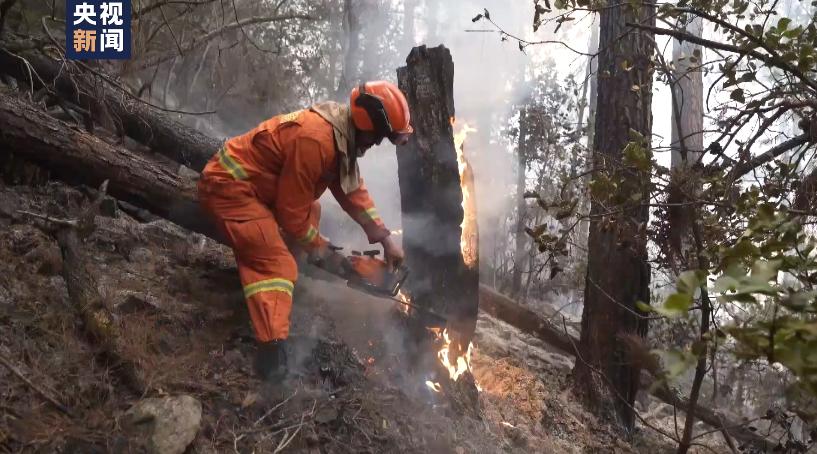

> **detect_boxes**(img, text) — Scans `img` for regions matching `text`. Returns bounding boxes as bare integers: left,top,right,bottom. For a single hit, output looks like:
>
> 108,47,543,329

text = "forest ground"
0,181,725,453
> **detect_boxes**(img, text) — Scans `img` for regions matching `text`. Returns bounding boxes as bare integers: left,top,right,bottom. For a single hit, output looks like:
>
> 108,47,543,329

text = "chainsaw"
308,245,408,297
307,245,448,322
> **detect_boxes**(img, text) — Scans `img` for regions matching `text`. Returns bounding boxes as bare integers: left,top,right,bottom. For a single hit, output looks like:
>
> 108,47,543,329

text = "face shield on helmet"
351,81,413,146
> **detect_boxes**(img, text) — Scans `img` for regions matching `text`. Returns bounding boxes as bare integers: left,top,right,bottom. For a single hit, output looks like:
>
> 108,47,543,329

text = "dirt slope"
0,181,720,453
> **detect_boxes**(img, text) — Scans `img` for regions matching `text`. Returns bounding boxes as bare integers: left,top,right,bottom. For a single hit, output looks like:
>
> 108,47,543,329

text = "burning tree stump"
396,45,480,401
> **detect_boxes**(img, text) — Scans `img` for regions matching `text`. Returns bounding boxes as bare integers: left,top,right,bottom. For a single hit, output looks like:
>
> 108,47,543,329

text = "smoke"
320,1,591,276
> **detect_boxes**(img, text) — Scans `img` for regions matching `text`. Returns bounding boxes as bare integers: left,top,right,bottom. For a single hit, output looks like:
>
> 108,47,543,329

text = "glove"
380,235,405,270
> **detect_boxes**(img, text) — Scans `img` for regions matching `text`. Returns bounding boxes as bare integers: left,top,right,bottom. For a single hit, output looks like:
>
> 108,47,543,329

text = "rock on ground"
122,395,202,454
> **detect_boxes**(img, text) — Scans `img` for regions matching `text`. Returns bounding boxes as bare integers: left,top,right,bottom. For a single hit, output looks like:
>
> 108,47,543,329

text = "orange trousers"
198,176,320,342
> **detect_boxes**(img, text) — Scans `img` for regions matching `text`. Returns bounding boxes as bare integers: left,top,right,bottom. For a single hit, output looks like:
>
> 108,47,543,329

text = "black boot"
254,339,288,383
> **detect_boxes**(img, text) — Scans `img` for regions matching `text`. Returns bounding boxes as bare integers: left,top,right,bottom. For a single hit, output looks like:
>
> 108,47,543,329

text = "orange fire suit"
198,103,390,342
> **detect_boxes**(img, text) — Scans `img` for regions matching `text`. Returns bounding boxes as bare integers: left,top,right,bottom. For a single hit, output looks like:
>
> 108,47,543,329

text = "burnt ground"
0,181,724,453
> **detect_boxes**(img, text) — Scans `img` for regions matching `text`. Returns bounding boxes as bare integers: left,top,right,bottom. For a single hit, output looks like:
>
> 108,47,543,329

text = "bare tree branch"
727,133,811,181
133,0,216,19
626,22,817,93
134,13,316,70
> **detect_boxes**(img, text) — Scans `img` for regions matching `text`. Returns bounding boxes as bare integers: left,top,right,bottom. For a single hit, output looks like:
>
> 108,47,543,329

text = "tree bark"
573,0,654,433
0,92,213,238
396,44,480,350
0,36,222,172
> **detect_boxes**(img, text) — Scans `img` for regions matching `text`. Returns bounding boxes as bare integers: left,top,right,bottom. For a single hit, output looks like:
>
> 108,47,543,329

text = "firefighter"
198,81,412,382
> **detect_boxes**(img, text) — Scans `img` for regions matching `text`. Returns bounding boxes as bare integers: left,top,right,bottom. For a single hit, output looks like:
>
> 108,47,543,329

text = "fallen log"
478,284,578,355
0,92,215,238
0,35,220,171
477,284,774,450
22,182,148,395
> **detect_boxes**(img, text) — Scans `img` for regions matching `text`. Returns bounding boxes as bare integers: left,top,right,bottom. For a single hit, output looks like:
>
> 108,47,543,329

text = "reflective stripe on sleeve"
298,226,318,245
357,207,381,224
243,278,294,298
217,146,249,180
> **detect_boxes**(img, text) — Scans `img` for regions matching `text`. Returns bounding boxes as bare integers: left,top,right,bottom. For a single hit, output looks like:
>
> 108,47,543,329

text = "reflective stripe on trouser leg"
220,216,299,342
245,285,294,342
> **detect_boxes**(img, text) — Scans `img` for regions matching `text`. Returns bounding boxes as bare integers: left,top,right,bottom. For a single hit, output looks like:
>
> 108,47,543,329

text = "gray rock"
122,395,202,454
178,165,200,181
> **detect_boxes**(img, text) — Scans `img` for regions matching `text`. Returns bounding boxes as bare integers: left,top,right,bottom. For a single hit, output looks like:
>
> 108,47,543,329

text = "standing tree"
572,0,655,432
666,15,704,275
511,106,531,300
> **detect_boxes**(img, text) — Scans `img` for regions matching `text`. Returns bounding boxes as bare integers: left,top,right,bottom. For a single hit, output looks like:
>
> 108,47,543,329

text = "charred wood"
396,45,479,348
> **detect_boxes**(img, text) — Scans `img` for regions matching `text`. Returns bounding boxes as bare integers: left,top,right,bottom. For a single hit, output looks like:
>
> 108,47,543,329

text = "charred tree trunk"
0,36,221,171
396,45,479,350
573,0,654,433
0,92,213,238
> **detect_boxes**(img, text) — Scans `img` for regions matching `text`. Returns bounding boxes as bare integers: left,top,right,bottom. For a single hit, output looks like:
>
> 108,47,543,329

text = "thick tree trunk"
573,0,654,433
396,45,479,350
0,92,213,238
0,36,221,172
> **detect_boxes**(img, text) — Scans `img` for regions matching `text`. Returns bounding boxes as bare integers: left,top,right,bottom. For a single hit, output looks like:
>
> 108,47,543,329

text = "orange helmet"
350,81,413,145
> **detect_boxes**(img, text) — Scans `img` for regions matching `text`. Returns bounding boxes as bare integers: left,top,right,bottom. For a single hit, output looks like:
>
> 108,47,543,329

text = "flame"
451,117,478,269
430,327,474,382
426,381,442,392
396,289,412,315
390,229,403,235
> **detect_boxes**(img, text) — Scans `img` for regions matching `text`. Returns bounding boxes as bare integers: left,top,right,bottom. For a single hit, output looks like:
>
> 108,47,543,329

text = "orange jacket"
200,105,390,250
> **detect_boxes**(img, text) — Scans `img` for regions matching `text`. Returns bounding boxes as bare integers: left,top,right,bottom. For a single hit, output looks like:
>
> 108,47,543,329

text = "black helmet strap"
355,83,393,138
